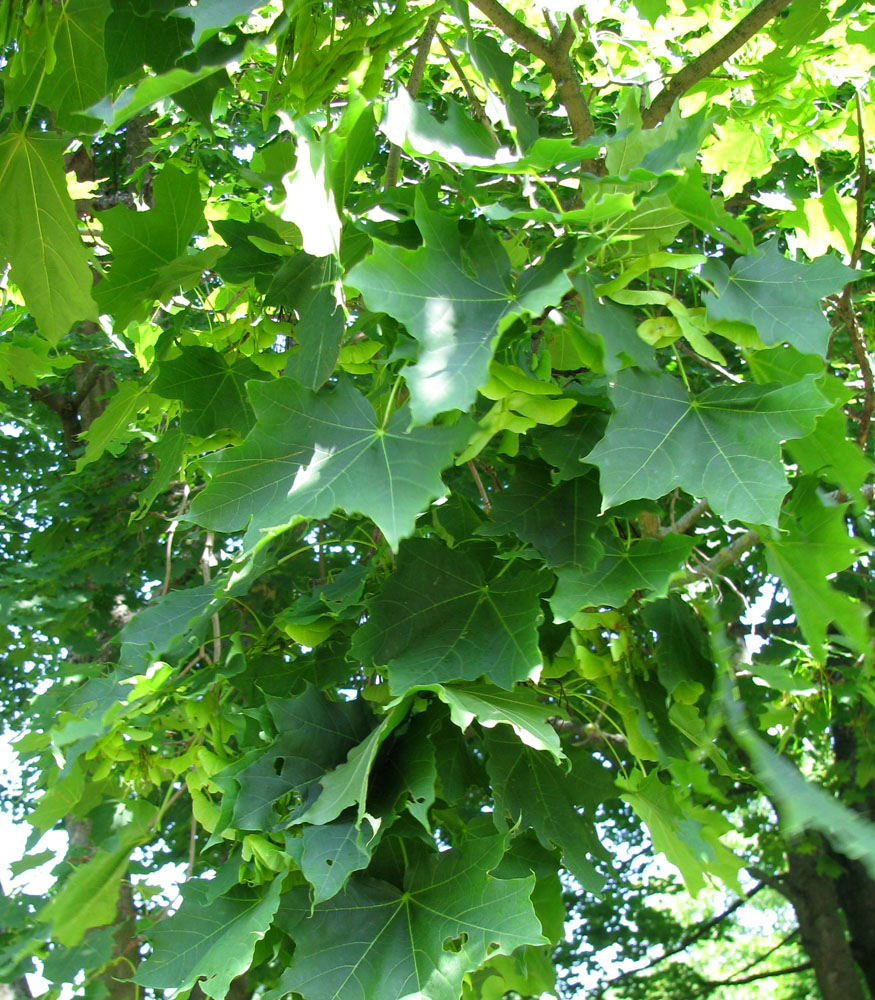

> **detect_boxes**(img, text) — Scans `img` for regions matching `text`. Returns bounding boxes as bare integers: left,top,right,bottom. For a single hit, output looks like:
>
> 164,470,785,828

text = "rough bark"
782,850,867,1000
831,723,875,996
99,882,140,1000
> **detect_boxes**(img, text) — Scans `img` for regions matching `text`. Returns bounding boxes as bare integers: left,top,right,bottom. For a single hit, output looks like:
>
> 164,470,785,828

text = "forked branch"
468,0,594,140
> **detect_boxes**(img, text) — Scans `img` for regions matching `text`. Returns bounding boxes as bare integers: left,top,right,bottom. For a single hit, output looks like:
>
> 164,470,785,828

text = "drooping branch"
600,881,767,988
704,961,812,990
642,0,794,128
468,0,594,140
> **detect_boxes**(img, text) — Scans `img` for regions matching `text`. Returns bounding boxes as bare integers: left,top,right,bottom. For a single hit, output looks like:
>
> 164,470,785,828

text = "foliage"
1,1,875,999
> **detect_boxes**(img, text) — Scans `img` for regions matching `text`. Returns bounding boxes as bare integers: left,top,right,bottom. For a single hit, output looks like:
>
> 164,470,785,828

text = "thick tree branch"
677,529,759,585
659,498,709,537
642,0,794,128
468,0,594,140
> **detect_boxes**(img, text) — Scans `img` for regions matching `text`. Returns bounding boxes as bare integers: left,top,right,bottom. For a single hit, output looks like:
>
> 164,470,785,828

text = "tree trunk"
99,882,140,1000
831,723,875,997
782,850,866,1000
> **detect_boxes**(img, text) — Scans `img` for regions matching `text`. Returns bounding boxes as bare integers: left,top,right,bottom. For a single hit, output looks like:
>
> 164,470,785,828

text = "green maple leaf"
618,771,741,894
700,117,772,196
119,582,221,673
348,192,571,424
551,534,696,622
353,538,549,693
232,688,373,831
0,133,97,343
274,835,545,1000
572,272,654,373
479,463,603,569
3,0,109,118
214,217,285,289
668,167,754,253
189,377,468,552
93,165,205,326
701,240,858,356
586,369,829,525
286,821,376,906
269,253,345,391
641,595,714,702
104,4,193,82
154,346,269,436
430,682,564,762
134,877,283,999
296,699,411,827
764,479,870,659
484,727,607,893
39,801,155,946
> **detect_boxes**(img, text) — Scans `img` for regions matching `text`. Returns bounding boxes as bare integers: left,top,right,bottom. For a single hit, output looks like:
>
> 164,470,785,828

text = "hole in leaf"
325,858,334,866
273,757,285,775
442,933,468,953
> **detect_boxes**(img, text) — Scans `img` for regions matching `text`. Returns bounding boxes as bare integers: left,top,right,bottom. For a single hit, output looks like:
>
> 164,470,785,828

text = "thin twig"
161,483,190,596
200,531,221,665
837,89,874,448
468,460,492,514
707,962,812,989
642,0,794,128
384,13,441,188
602,881,767,987
676,340,744,384
187,807,197,879
438,34,499,143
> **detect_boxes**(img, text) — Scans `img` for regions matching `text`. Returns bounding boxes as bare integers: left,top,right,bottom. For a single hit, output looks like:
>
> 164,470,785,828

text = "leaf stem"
381,372,404,428
673,347,691,392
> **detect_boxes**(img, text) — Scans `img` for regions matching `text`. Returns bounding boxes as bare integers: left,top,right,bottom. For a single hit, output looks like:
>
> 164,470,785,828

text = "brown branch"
841,295,874,449
602,881,768,988
660,498,709,537
707,961,812,989
850,89,868,270
384,13,441,188
642,0,794,128
717,928,799,982
837,90,874,448
676,529,759,586
468,0,594,140
549,717,627,747
438,34,499,143
72,362,107,406
467,460,492,513
469,0,553,62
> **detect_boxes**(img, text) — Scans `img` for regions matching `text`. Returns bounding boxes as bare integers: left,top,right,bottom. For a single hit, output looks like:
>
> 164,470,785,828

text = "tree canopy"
1,1,875,999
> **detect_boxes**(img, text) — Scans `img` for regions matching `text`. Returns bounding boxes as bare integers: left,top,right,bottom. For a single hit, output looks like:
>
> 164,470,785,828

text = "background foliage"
1,0,875,998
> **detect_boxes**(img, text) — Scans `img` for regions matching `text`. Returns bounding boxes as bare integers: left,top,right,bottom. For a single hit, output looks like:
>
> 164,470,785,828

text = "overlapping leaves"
274,834,545,1000
353,538,550,693
189,377,469,551
348,194,573,424
587,369,830,525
